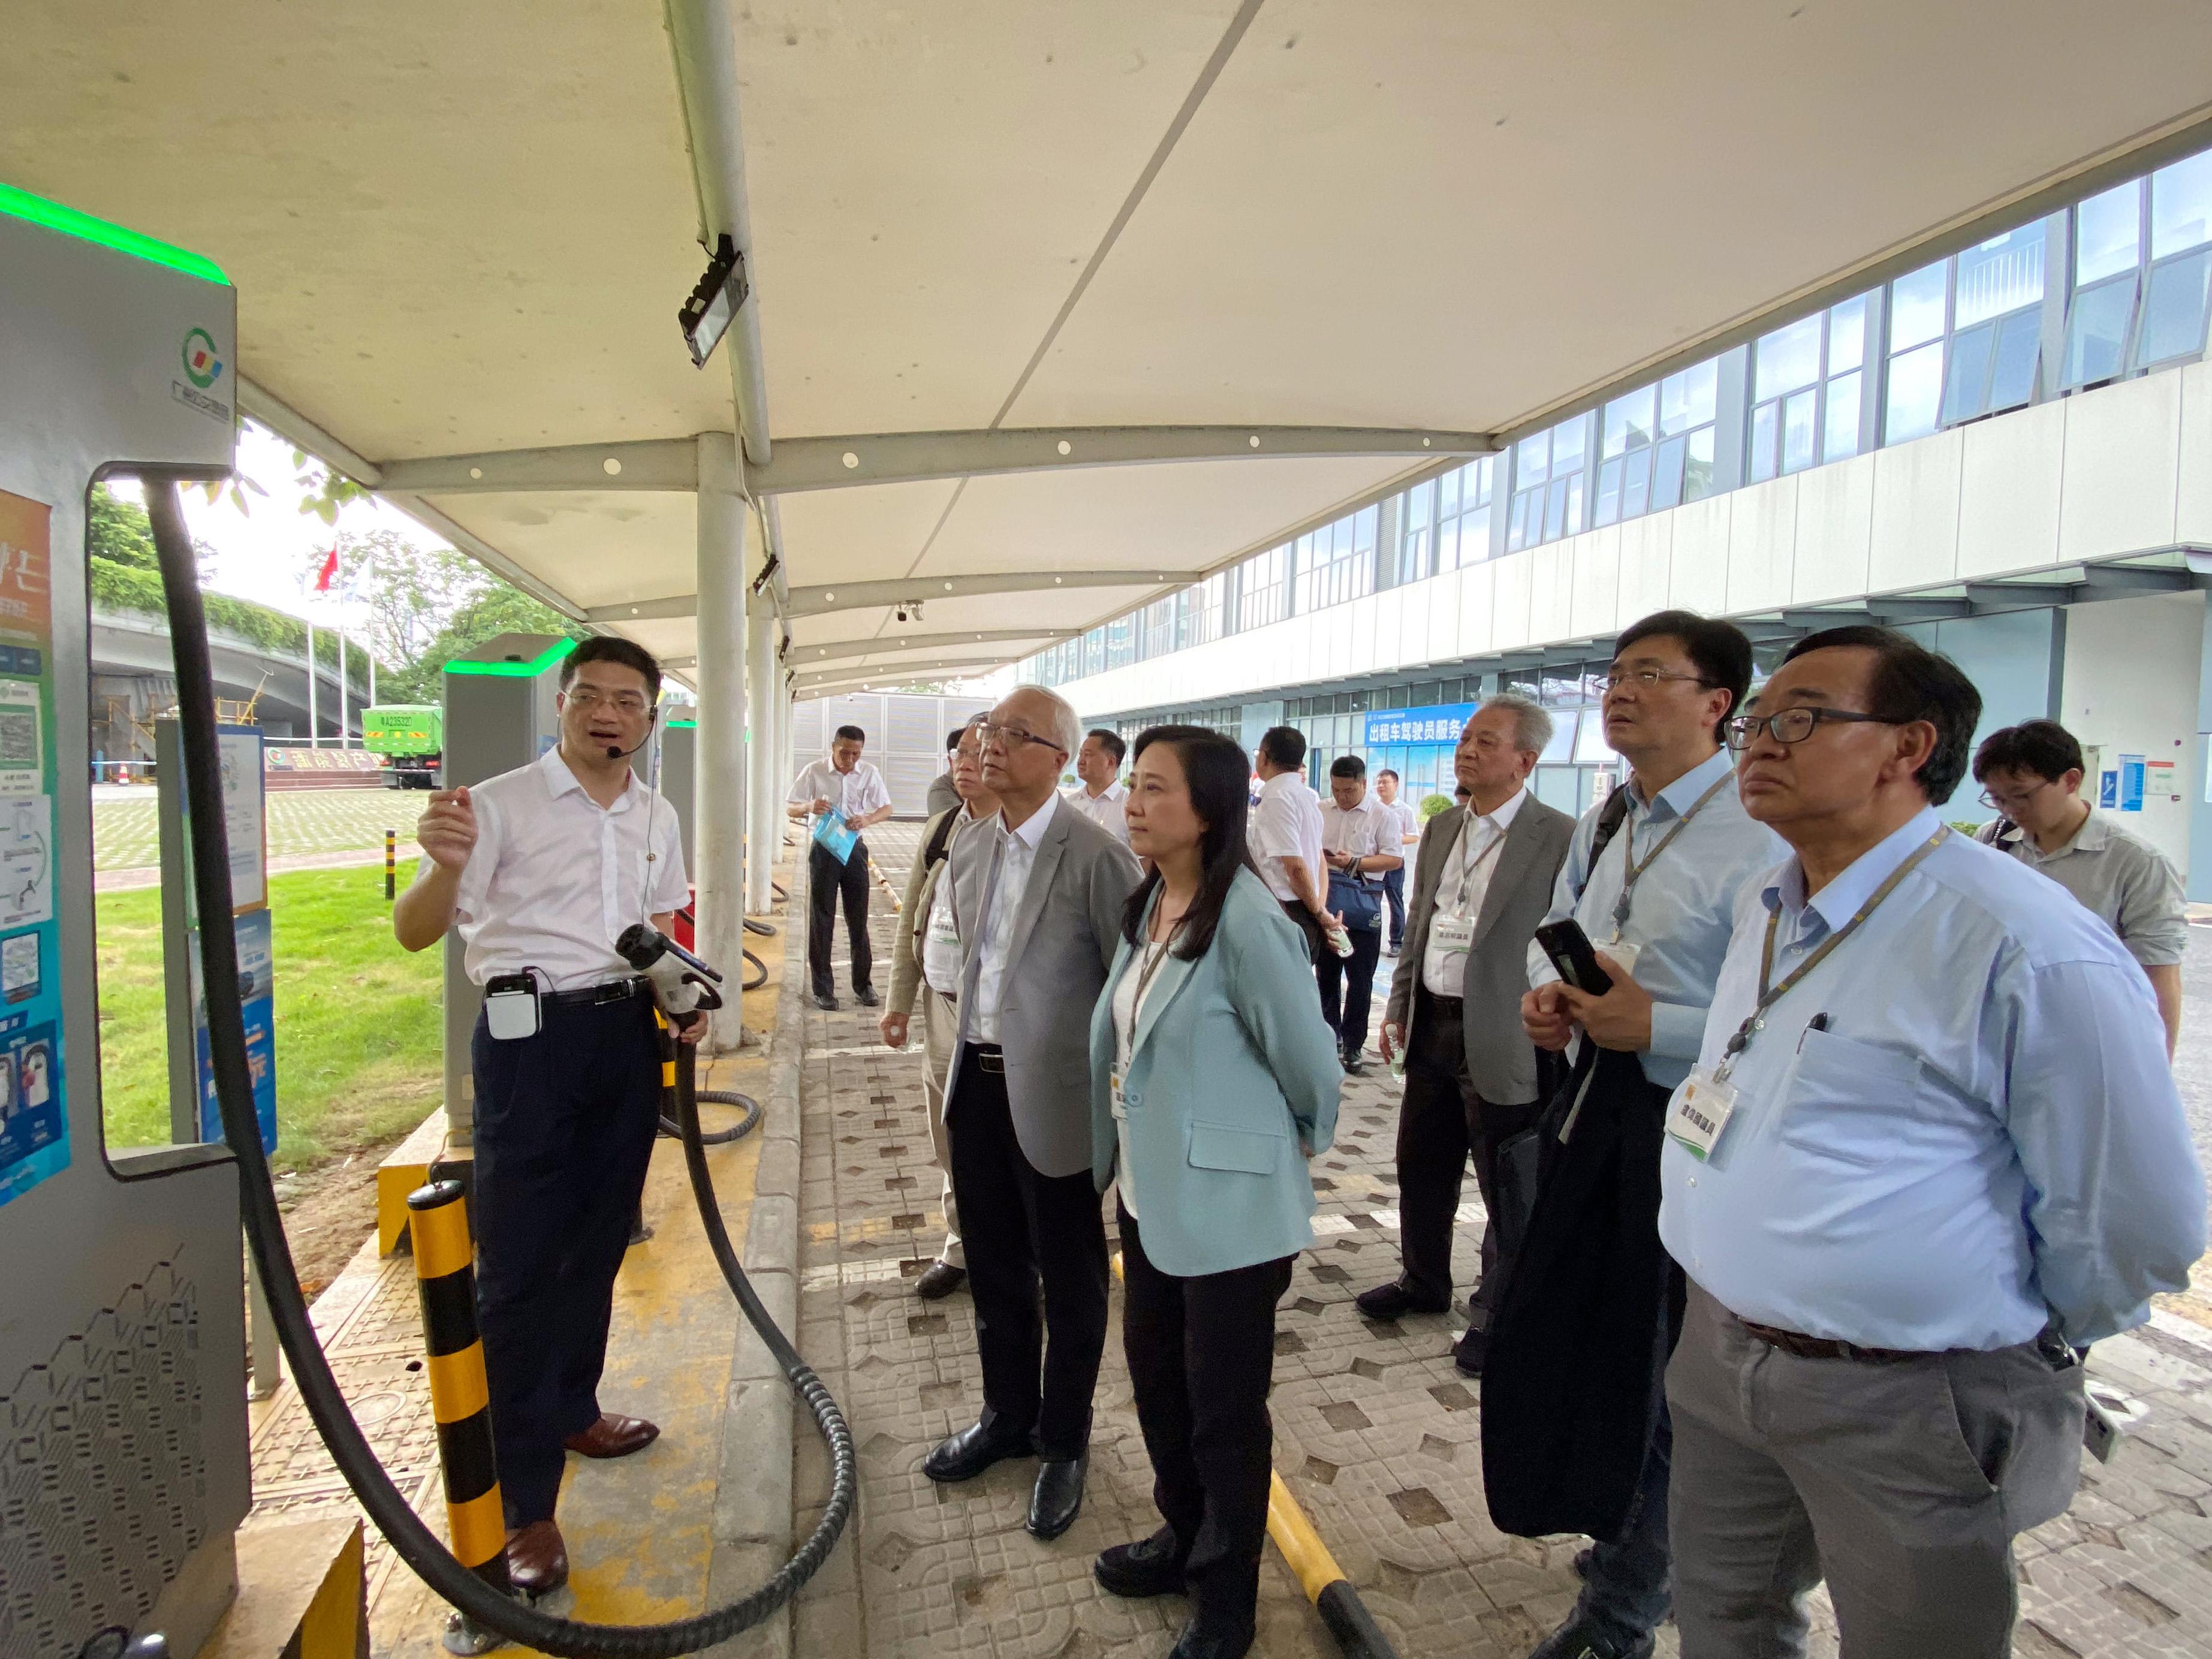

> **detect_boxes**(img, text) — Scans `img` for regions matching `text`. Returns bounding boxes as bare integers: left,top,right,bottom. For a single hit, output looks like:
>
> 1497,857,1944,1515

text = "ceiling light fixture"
679,234,749,368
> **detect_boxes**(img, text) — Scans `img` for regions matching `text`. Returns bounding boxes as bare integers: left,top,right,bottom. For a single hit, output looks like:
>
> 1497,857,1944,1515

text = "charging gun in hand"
617,922,725,1031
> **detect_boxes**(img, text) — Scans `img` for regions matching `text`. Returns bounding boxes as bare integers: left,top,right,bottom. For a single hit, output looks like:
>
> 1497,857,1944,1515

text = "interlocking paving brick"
794,823,2212,1659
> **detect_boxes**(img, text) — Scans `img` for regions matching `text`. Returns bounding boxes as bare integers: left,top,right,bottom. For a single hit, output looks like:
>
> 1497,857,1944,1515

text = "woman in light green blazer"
1086,725,1341,1659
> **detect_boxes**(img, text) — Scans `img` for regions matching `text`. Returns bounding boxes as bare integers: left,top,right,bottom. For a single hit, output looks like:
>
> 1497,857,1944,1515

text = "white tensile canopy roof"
10,2,2212,695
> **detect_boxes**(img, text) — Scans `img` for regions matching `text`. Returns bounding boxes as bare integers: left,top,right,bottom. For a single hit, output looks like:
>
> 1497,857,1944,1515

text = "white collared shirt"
787,755,891,822
435,746,691,991
1319,794,1396,859
1424,788,1526,996
971,792,1060,1043
922,804,989,996
1378,796,1420,844
1063,780,1131,843
1253,771,1325,904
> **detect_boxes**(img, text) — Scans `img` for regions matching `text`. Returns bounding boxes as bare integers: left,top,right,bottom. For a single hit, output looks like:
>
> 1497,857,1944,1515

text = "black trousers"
1316,924,1383,1056
1382,865,1407,949
1120,1205,1293,1640
947,1048,1110,1459
1396,985,1541,1313
470,995,662,1525
806,837,873,996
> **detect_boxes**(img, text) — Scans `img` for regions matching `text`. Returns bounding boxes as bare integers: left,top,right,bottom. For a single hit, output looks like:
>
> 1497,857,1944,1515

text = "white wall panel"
2173,361,2212,547
1529,542,1574,642
1957,399,2065,580
1490,552,1533,651
1346,592,1378,675
1423,568,1462,664
1668,495,1731,615
1725,476,1798,613
2059,371,2181,562
1868,427,1962,593
2060,590,2204,872
1614,513,1673,629
1455,560,1495,659
1572,526,1623,639
1789,453,1875,604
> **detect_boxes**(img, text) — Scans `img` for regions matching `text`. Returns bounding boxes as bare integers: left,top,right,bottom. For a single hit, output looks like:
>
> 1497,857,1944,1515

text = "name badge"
1666,1067,1737,1161
1109,1069,1127,1120
927,910,960,948
1432,915,1475,953
1602,937,1644,979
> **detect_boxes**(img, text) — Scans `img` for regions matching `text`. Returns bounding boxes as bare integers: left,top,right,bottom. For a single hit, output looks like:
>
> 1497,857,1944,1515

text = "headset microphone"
605,706,659,761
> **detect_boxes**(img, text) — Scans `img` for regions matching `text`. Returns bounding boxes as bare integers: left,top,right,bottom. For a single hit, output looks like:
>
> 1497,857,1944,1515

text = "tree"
89,484,217,581
302,530,480,671
375,583,585,705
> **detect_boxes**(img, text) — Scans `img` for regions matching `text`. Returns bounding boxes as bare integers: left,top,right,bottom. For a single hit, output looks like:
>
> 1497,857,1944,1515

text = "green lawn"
98,860,442,1171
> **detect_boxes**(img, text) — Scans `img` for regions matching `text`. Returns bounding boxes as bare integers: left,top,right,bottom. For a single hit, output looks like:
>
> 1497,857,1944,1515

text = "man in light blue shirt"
1507,612,1782,1659
1661,627,2205,1659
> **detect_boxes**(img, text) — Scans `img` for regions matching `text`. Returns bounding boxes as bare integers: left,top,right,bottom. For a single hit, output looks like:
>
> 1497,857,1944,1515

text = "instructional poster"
0,490,66,1209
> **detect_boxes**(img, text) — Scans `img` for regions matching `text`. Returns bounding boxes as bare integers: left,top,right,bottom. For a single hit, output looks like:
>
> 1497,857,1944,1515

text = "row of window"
1020,144,2212,692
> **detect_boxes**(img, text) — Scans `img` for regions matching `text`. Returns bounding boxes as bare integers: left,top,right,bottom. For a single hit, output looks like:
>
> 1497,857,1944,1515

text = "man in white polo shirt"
1252,725,1333,961
787,723,895,1010
1062,727,1131,843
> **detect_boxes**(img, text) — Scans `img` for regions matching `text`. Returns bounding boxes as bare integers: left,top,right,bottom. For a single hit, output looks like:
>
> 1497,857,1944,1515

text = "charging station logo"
181,328,222,389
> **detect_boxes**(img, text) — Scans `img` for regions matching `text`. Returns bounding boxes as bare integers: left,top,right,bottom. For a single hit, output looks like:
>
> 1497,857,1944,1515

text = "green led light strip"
444,637,579,677
665,719,698,728
0,180,230,286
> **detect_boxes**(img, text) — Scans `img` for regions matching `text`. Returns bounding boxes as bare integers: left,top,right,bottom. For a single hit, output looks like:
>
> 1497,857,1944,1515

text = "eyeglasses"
976,722,1066,755
1595,668,1717,694
565,687,650,716
1978,779,2054,813
1725,706,1897,750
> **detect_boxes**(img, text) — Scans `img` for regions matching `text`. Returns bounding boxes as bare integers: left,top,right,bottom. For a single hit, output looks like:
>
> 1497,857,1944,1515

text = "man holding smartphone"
1499,611,1782,1659
393,637,698,1597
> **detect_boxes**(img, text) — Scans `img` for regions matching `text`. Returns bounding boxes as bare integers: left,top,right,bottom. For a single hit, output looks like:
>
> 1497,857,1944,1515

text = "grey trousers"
920,985,964,1268
1666,1282,2085,1659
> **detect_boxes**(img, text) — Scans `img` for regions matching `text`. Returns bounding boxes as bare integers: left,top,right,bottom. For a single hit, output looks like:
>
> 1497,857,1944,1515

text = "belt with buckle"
546,978,649,1009
1738,1319,1925,1364
970,1042,1005,1073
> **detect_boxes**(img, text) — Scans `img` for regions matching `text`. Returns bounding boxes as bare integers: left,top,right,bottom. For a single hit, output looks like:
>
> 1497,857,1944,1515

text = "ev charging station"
435,632,569,1144
0,194,250,1657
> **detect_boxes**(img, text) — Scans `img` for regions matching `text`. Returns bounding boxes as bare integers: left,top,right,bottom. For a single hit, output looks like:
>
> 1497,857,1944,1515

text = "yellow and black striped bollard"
407,1178,515,1624
385,828,397,901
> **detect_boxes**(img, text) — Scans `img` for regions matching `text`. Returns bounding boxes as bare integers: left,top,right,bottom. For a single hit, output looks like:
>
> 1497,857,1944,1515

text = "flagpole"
306,612,318,747
339,624,349,749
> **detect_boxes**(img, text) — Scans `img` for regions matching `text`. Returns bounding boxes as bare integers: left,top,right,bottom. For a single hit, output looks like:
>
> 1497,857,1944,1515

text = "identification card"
1601,937,1643,979
1432,914,1475,953
1665,1067,1737,1161
926,908,960,948
1109,1069,1127,1120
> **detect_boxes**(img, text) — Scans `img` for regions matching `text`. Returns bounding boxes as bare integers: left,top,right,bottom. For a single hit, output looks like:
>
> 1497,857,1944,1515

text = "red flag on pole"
314,547,339,593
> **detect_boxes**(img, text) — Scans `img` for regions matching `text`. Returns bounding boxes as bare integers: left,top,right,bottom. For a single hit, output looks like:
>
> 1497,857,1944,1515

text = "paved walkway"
790,822,2212,1658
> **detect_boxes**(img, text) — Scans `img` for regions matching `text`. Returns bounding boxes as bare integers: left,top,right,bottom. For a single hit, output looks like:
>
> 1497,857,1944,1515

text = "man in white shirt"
1062,727,1131,843
1373,768,1421,954
882,720,998,1300
924,688,1140,1542
1252,726,1332,961
393,637,697,1595
1318,756,1403,1072
786,723,895,1010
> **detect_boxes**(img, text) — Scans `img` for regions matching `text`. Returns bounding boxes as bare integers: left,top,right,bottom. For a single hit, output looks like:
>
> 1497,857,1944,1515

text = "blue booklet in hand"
812,809,859,865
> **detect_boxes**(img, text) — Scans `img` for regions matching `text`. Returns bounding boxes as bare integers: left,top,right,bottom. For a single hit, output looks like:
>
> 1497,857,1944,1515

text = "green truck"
361,704,442,788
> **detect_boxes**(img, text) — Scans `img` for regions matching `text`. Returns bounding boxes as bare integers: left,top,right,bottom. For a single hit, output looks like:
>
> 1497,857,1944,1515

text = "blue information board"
1366,702,1478,746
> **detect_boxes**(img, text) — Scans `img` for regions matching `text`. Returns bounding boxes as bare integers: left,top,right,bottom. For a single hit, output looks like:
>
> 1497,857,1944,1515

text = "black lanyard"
1714,825,1949,1081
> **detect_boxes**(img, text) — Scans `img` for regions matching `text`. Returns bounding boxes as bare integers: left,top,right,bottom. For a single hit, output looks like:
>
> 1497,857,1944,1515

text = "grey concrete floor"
789,824,2212,1658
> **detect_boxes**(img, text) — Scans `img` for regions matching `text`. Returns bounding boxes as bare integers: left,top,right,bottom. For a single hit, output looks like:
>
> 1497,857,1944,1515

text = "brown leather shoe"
505,1519,568,1594
563,1411,661,1459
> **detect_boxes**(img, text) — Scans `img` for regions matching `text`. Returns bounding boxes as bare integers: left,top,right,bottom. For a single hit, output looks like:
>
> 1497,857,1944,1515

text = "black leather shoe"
921,1416,1032,1483
1027,1452,1087,1540
1527,1615,1656,1659
1340,1049,1366,1076
914,1260,966,1299
1355,1280,1449,1320
854,985,880,1007
1168,1615,1255,1659
1452,1324,1489,1377
812,991,839,1011
1093,1526,1186,1597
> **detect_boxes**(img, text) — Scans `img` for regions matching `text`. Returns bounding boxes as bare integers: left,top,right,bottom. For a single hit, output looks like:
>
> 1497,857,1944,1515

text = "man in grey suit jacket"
1363,696,1574,1358
921,686,1141,1543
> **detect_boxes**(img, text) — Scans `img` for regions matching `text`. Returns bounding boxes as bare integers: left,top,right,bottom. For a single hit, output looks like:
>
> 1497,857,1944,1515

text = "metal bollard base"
442,1607,509,1655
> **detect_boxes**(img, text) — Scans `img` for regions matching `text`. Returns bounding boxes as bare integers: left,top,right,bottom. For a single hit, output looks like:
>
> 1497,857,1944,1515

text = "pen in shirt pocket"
1798,1011,1831,1051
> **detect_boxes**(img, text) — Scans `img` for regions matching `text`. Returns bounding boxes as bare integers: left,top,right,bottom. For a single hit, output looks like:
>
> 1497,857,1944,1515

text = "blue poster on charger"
189,901,278,1153
2119,754,2145,813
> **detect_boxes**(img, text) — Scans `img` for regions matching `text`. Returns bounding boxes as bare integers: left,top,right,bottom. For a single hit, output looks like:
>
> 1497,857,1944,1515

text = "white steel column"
694,433,748,1051
745,604,777,913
